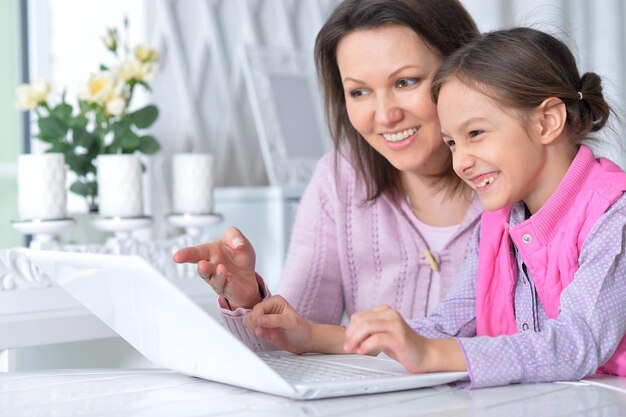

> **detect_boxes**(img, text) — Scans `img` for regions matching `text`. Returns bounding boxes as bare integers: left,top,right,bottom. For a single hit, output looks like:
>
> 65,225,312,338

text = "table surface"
1,369,626,417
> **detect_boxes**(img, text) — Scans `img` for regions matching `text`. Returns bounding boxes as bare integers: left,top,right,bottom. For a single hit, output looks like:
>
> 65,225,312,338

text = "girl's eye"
395,78,419,88
349,89,368,98
469,130,484,138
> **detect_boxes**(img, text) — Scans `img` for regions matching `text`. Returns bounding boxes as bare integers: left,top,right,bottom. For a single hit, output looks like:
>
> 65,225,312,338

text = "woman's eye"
469,130,484,138
395,78,419,88
445,139,456,148
349,89,368,98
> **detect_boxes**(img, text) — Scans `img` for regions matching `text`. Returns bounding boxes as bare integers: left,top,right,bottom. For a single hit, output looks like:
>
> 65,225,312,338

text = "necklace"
405,195,439,272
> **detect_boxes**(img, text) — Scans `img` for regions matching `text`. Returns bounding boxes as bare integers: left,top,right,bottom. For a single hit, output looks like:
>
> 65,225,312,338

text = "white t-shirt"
413,218,460,315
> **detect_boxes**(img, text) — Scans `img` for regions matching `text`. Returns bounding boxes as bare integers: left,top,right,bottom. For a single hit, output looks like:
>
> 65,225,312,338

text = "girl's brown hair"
431,27,612,144
314,0,479,202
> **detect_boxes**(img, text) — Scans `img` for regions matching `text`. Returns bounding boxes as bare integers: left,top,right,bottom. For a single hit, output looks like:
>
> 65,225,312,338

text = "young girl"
242,27,626,387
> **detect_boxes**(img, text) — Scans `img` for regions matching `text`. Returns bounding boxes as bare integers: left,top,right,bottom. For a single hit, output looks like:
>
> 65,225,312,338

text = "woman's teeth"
476,177,496,188
382,128,417,142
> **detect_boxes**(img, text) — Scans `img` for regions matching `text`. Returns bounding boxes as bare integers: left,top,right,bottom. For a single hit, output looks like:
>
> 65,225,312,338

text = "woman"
174,0,482,348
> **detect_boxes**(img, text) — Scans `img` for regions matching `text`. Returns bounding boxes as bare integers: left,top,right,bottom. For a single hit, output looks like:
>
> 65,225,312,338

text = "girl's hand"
173,227,262,310
243,295,315,354
344,305,467,373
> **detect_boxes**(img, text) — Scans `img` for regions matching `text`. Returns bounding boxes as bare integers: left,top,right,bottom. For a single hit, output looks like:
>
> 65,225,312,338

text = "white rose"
118,58,142,82
119,58,154,82
134,44,158,63
29,79,52,102
106,96,126,116
79,72,117,105
102,29,118,52
14,79,51,110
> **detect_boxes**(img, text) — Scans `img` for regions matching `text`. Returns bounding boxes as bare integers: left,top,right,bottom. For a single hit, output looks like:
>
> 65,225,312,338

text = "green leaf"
69,181,89,197
112,118,132,136
65,153,92,176
46,142,71,153
70,115,88,129
138,135,160,154
52,103,73,123
73,127,96,148
38,116,68,138
37,133,60,144
131,105,159,128
121,131,141,151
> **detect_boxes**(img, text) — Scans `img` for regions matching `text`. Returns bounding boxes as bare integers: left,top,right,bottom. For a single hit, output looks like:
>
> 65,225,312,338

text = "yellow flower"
79,72,117,105
118,57,153,82
134,44,158,63
14,79,51,110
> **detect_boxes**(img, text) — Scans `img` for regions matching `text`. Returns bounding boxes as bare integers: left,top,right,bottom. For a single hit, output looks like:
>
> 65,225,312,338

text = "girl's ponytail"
573,72,610,134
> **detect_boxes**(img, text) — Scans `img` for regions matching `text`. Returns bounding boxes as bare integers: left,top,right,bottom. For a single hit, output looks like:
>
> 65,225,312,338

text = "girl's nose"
375,94,403,126
452,145,475,176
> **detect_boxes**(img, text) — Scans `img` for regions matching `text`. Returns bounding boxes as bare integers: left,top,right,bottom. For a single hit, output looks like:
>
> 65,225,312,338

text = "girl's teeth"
477,177,495,188
383,128,417,142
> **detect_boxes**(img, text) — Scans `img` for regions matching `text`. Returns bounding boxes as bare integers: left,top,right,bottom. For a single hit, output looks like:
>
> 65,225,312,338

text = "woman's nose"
374,94,403,126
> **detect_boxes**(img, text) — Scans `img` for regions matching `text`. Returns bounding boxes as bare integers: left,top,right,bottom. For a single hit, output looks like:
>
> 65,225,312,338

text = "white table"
1,369,625,417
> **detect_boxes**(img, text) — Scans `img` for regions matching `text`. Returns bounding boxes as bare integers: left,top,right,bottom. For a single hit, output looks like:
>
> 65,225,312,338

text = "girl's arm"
342,228,481,372
459,196,626,388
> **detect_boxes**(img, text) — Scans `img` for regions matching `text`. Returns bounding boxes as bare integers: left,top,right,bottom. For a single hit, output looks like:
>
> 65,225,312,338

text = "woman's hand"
344,305,467,373
243,295,345,355
173,227,262,310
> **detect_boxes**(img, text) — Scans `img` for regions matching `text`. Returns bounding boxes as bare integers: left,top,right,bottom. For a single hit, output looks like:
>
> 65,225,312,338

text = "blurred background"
2,0,625,248
1,0,624,369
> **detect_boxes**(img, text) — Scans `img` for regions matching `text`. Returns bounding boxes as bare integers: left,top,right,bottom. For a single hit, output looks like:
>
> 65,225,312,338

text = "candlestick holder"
90,215,153,240
11,218,76,249
166,213,223,238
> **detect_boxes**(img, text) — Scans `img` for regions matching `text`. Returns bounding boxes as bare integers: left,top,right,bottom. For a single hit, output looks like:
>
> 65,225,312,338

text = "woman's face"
336,25,449,176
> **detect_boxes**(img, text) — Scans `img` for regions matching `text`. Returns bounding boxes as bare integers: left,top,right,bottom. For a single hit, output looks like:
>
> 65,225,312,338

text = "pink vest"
476,145,626,376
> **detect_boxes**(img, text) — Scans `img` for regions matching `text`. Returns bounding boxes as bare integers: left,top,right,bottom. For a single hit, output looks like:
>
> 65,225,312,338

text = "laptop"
19,249,468,399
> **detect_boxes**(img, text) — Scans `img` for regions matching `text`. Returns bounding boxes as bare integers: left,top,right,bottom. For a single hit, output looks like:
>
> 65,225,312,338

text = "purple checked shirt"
409,197,626,388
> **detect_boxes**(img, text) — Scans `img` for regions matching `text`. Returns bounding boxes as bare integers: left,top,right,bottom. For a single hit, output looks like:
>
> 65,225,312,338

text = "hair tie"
577,91,583,100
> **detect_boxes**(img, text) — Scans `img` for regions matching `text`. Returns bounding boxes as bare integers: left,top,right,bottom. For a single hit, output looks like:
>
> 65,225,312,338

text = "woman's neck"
401,171,473,227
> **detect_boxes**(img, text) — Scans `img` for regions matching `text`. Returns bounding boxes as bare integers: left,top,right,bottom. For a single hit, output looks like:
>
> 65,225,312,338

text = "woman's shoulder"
309,150,363,193
304,149,383,214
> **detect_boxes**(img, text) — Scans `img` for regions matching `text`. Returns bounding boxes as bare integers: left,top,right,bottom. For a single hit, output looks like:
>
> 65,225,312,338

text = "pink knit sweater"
221,152,483,350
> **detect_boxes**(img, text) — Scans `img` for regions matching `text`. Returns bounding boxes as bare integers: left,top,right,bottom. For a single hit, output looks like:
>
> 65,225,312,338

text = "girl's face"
336,25,449,176
437,78,554,214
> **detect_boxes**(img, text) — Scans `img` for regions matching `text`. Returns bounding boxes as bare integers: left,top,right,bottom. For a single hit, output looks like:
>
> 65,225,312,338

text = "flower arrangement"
14,21,160,212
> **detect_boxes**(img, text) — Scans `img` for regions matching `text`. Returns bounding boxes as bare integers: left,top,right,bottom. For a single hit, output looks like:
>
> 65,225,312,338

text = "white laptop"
20,249,467,399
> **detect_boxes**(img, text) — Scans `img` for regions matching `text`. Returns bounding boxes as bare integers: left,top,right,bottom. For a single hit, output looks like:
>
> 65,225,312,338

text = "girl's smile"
438,78,555,213
471,171,500,191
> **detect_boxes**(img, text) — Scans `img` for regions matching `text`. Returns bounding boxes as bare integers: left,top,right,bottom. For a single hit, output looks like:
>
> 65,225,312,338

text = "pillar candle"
17,153,67,220
172,153,214,214
97,154,143,217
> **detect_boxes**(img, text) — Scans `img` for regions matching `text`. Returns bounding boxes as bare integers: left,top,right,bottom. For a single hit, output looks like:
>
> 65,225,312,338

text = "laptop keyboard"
259,353,396,384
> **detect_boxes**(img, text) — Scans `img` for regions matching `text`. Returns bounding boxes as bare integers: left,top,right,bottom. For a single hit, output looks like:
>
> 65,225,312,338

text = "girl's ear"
537,97,567,144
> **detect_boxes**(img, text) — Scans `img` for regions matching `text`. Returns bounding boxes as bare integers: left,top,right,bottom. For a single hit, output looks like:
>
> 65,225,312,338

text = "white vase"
17,153,67,220
97,154,143,218
172,153,214,214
